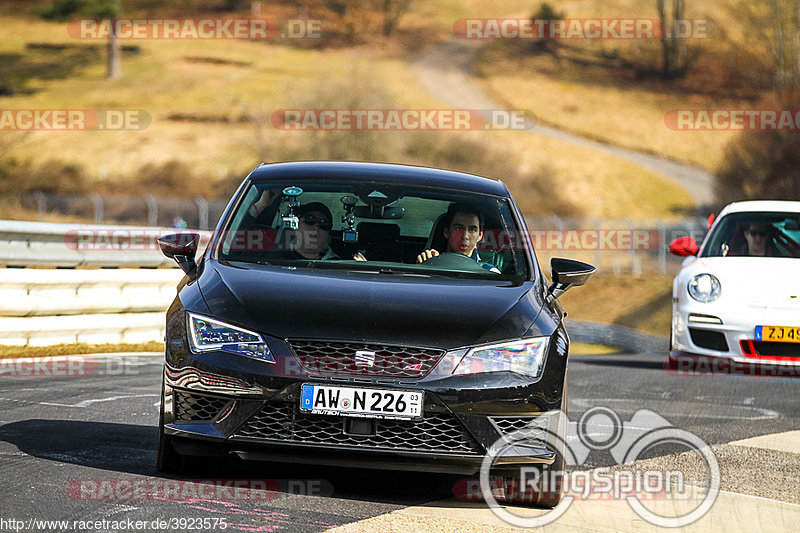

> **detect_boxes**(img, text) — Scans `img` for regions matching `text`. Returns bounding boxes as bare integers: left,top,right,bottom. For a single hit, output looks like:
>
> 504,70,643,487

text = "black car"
156,161,594,506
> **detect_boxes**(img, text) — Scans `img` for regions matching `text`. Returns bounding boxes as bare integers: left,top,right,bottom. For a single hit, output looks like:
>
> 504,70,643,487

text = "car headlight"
688,274,721,303
452,338,549,378
187,313,275,363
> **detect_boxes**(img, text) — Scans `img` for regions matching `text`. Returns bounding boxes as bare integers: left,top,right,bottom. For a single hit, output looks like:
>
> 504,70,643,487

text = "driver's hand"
416,249,439,263
353,252,367,261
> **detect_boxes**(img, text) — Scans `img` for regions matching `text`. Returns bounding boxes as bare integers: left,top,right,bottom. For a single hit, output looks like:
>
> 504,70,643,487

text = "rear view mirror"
548,258,595,299
158,233,199,278
669,236,699,257
353,205,405,219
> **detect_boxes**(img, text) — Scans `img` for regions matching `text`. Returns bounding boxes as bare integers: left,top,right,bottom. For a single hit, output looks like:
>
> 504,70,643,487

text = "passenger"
416,203,500,273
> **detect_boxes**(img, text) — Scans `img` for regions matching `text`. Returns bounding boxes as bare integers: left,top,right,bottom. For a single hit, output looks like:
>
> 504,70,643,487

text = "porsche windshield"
701,212,800,258
217,181,532,280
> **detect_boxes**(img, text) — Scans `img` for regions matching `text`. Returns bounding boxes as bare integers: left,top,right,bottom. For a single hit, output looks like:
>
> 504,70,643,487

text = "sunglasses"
302,214,331,231
746,229,768,237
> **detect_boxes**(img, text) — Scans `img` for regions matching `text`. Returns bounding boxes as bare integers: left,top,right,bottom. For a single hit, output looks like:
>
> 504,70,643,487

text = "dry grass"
559,273,674,336
484,130,692,219
472,0,764,171
0,341,164,359
1,2,700,220
570,342,621,355
1,13,693,220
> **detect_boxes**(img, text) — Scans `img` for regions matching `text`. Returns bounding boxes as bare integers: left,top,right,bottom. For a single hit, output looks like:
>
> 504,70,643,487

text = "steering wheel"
420,252,489,273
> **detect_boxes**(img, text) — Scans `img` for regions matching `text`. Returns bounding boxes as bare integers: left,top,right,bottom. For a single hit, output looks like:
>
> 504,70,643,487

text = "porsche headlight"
187,313,274,363
452,338,548,378
688,274,721,303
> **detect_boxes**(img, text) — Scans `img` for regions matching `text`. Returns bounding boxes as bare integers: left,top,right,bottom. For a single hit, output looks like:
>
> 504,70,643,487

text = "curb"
567,320,668,355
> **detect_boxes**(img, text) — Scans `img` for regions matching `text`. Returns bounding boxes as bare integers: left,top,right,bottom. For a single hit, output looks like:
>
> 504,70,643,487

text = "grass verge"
0,341,164,359
559,273,674,337
471,0,766,171
1,12,693,221
570,342,622,355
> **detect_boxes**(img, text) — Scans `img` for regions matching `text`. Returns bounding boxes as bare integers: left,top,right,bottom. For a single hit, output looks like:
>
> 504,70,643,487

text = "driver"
417,203,500,273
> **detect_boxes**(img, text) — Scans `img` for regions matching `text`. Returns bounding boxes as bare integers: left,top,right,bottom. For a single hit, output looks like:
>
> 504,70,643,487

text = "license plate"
756,325,800,343
300,384,423,420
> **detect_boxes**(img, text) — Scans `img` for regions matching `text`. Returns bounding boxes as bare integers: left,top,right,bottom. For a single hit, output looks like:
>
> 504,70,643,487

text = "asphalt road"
0,351,798,532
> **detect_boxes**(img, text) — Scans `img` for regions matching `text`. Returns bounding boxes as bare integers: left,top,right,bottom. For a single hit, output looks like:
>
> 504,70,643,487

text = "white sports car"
669,200,800,369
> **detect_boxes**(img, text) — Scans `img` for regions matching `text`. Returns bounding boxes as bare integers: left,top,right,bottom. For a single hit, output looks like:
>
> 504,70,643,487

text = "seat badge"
355,350,376,367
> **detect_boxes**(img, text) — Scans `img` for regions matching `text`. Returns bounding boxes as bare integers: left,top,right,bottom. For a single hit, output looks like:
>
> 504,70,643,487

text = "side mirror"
668,236,699,257
547,258,596,299
158,233,199,278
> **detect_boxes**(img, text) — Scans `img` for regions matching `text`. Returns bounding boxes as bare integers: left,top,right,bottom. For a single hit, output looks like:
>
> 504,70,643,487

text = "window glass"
217,180,532,280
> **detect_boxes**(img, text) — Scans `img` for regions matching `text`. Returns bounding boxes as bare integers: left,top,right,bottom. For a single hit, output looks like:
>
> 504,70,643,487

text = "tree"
735,0,800,99
39,0,121,80
715,129,800,205
656,0,688,78
377,0,411,36
530,2,566,52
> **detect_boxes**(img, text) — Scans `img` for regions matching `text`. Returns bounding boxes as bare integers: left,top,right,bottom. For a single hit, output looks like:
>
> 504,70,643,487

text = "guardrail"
0,220,212,268
0,220,211,346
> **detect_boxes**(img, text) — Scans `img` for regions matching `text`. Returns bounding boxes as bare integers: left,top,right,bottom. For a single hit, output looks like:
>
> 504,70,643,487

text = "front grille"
689,328,729,352
490,416,550,445
491,416,548,435
750,341,800,357
173,390,231,422
232,402,481,454
289,340,445,378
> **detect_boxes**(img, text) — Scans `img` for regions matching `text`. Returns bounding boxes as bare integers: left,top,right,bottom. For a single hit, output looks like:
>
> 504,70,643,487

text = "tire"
155,375,206,475
496,381,568,508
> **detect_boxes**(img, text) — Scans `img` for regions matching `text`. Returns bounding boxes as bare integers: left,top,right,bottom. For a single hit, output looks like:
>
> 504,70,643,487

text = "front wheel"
497,383,568,508
155,375,206,475
494,453,565,508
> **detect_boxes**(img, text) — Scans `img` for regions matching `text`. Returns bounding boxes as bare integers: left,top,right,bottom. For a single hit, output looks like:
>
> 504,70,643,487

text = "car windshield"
216,180,531,280
701,211,800,258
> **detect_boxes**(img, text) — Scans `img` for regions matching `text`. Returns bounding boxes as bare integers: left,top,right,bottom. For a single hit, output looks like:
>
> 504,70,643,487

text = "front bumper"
671,301,800,365
162,380,561,475
162,297,570,474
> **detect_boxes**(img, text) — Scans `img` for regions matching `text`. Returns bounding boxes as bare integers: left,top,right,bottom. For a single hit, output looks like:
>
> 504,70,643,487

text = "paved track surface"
1,351,798,531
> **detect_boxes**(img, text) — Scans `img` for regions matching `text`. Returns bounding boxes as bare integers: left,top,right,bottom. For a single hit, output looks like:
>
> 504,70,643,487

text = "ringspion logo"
473,408,720,528
0,109,149,131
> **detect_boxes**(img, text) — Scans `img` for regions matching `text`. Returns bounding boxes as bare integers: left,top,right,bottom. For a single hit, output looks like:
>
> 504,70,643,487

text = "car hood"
681,257,800,311
198,261,544,350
